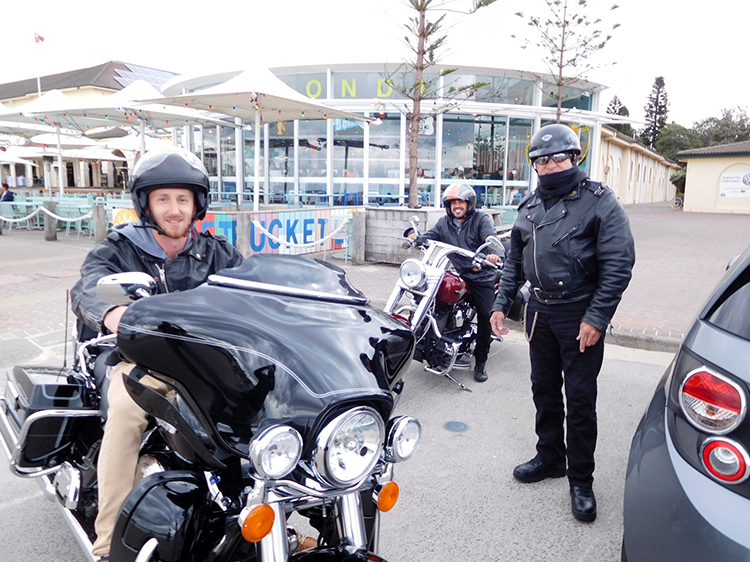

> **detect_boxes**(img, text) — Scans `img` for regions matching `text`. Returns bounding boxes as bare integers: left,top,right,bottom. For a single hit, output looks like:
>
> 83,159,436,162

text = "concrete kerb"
501,319,681,354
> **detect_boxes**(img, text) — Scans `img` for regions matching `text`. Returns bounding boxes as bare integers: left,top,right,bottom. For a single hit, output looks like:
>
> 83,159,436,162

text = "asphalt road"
0,328,671,562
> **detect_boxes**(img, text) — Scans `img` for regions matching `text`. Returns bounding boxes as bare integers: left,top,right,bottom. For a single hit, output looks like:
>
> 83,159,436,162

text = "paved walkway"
2,202,749,367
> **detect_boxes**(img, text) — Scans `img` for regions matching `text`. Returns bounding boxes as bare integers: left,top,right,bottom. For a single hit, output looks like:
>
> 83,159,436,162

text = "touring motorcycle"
383,216,527,391
0,255,422,562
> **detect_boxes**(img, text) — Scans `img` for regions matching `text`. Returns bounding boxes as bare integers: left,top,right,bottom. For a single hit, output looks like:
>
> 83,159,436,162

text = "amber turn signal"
375,481,400,512
241,504,275,542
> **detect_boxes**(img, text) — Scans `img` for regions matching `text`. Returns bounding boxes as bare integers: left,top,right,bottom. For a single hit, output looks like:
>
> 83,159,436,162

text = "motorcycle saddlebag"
1,366,96,469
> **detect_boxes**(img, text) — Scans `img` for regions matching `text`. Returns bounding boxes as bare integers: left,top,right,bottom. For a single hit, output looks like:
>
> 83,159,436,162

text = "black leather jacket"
72,225,244,332
493,179,635,331
420,210,498,284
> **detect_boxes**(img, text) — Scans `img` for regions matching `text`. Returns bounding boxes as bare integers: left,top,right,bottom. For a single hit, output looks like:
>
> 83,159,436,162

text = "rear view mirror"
97,272,157,305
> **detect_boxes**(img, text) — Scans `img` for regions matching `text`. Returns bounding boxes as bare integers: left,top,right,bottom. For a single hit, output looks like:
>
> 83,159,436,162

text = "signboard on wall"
719,172,750,197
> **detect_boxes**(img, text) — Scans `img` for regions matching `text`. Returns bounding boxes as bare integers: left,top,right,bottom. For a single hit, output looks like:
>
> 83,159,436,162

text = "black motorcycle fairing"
217,254,367,301
116,271,414,457
110,470,225,562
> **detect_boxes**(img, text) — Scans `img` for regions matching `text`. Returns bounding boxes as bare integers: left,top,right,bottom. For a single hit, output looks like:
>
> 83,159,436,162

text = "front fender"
292,546,389,561
110,470,224,562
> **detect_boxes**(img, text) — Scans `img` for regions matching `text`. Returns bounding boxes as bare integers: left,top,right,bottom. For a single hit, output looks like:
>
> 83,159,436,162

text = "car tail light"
680,368,746,434
701,438,750,483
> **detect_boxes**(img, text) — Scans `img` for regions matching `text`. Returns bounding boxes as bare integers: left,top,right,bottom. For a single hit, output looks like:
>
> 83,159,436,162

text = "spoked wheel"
670,196,683,209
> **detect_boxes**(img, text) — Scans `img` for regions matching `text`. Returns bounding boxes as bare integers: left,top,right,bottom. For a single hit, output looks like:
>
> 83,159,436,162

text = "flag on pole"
34,33,45,43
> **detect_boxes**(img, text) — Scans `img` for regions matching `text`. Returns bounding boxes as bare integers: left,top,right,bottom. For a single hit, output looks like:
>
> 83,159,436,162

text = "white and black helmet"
528,124,581,161
129,147,210,221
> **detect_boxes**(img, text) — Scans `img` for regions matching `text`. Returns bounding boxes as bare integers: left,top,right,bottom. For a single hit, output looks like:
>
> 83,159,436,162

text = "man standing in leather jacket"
490,124,635,522
71,148,245,560
415,184,501,382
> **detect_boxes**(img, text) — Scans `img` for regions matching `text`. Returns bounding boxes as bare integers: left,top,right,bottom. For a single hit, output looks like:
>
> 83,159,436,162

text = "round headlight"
385,416,422,462
249,426,303,479
315,407,385,486
400,259,426,289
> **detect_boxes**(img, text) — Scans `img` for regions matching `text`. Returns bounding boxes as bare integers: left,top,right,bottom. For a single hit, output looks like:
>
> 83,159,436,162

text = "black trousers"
526,308,604,487
464,279,495,364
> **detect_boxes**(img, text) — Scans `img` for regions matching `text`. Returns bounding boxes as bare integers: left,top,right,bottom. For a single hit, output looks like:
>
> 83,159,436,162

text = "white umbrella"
96,131,169,153
148,66,371,210
0,152,37,166
152,66,367,124
0,86,232,193
30,133,99,148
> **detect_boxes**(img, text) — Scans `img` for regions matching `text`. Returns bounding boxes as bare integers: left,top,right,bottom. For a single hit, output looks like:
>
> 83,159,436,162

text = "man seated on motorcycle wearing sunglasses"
70,147,249,560
411,183,501,382
490,123,635,524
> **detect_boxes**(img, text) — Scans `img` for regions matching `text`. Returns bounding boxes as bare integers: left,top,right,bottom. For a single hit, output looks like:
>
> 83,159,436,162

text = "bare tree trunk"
408,1,427,209
556,0,568,123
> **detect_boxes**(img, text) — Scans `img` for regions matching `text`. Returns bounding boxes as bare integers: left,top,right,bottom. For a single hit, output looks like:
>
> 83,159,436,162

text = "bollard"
92,204,107,243
351,211,366,264
43,200,57,242
236,213,253,257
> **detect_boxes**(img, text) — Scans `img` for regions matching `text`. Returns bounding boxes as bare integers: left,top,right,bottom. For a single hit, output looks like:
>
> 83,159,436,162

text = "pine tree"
386,0,497,208
640,77,669,148
513,0,620,123
606,95,634,137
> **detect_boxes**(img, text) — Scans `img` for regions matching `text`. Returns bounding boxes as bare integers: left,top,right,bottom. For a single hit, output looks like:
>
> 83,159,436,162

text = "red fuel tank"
436,272,469,305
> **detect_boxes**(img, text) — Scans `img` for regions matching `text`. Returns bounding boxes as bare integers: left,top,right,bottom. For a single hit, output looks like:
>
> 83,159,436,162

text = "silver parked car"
622,247,750,560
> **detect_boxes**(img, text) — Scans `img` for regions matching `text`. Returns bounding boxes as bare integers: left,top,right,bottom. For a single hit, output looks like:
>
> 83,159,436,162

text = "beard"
154,217,193,239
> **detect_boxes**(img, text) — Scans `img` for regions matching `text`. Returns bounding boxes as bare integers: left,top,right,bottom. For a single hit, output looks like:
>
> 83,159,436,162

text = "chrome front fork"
334,492,368,550
257,491,372,561
258,495,290,562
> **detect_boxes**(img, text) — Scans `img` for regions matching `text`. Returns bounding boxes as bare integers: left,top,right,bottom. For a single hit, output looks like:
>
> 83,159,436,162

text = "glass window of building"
474,75,535,105
267,121,294,203
220,125,236,185
368,113,401,201
441,114,476,180
506,118,533,204
406,114,437,205
243,127,262,181
474,116,506,205
332,118,365,204
541,83,593,111
298,119,328,198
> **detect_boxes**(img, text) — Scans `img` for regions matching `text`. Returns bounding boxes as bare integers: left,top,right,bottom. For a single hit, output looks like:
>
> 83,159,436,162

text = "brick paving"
2,202,749,362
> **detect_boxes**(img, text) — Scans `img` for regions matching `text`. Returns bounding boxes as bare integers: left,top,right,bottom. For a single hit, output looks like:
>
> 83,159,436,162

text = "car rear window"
706,267,750,341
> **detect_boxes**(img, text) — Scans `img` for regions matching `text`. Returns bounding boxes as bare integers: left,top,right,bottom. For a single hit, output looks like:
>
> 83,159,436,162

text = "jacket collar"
525,180,585,226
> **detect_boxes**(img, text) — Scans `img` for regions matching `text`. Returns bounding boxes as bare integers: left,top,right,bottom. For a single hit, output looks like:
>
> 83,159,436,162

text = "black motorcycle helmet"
129,147,210,226
442,183,477,218
528,124,581,163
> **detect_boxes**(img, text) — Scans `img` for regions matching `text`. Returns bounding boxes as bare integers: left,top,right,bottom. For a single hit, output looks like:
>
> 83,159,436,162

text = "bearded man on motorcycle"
71,147,245,560
490,123,635,523
412,184,501,382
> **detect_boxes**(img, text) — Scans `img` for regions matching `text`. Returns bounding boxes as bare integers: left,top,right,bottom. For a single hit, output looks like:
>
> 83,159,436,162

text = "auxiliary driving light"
384,416,422,462
249,425,303,479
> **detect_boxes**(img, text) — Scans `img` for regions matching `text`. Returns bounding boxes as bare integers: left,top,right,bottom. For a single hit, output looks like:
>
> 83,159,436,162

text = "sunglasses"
533,153,572,166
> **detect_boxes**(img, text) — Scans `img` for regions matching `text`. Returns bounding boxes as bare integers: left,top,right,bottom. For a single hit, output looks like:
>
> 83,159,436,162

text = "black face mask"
537,165,586,199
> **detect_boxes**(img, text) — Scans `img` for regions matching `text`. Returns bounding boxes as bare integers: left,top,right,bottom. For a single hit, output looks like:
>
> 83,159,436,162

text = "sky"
1,0,746,129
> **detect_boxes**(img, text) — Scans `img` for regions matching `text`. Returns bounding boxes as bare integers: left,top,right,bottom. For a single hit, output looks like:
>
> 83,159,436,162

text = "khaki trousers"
92,362,169,557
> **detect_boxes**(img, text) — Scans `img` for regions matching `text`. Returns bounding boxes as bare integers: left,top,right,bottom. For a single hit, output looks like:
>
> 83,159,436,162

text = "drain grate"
443,421,469,433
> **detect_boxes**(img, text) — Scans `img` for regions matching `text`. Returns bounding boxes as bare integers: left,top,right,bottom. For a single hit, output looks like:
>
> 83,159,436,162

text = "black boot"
570,485,597,522
474,361,488,382
513,455,566,483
